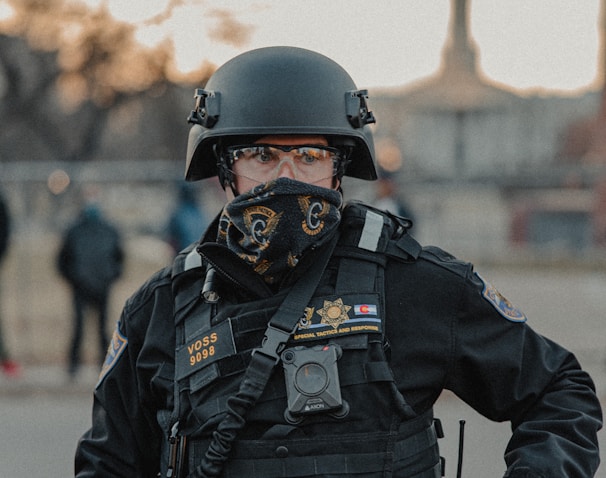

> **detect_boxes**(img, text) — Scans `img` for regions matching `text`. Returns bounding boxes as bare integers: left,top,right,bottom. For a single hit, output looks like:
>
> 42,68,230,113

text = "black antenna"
456,419,466,478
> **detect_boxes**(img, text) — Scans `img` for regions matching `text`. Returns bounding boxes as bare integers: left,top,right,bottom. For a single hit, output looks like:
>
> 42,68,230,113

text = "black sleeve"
448,270,602,477
75,319,161,477
75,270,173,477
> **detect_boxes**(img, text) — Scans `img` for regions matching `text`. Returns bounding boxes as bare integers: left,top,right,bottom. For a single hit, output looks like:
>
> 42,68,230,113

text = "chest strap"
191,234,339,478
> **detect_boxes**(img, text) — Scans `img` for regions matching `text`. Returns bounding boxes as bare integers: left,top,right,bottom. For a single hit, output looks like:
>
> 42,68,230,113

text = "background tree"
0,0,244,163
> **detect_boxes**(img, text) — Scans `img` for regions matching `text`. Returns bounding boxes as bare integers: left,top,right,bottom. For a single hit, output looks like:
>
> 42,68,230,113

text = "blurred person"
166,181,210,255
75,47,601,478
593,176,606,246
57,188,124,379
0,189,21,378
373,170,415,224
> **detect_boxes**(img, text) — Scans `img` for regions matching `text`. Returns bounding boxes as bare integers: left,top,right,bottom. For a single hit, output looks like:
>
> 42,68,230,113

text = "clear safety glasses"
226,144,345,182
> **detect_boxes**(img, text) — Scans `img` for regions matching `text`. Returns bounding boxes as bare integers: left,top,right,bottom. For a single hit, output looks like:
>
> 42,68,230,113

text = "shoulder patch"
476,273,527,323
97,322,128,387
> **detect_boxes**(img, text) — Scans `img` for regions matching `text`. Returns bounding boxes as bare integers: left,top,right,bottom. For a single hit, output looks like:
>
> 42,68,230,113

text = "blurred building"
1,0,606,258
372,0,603,181
370,0,606,253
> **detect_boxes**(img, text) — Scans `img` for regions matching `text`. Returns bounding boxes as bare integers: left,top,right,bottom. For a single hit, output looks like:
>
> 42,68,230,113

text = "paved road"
1,268,605,477
0,388,600,477
0,393,91,477
0,387,514,477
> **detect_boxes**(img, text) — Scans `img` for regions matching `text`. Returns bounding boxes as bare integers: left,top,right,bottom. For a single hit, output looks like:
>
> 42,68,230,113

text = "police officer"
75,47,601,477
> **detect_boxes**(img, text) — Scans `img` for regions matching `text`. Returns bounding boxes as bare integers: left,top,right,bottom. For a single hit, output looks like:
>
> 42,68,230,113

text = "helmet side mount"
187,88,221,128
346,90,376,129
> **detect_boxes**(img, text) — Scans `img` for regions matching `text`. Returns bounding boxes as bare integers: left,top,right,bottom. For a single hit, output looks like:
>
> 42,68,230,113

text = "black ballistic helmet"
185,46,378,182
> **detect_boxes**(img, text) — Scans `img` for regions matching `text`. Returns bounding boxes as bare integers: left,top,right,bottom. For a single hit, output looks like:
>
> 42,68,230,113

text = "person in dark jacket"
373,169,415,224
58,192,124,379
75,47,601,478
0,189,21,377
166,181,209,255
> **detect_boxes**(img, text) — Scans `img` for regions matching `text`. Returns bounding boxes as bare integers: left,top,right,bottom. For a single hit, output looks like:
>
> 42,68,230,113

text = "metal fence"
1,159,605,365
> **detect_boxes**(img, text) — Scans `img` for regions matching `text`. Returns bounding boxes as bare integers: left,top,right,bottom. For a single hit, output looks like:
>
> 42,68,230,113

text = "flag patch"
354,304,377,315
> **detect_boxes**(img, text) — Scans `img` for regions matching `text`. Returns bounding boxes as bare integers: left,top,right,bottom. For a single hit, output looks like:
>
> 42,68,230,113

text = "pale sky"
72,0,606,93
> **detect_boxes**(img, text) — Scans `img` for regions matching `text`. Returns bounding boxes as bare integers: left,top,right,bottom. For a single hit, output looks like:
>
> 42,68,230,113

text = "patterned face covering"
217,177,342,284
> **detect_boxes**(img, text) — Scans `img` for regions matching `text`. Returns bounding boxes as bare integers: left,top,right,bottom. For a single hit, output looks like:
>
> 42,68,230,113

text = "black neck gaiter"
217,178,342,285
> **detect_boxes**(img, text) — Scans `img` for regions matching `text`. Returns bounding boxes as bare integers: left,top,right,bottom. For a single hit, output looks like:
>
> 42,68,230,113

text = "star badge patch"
317,298,352,329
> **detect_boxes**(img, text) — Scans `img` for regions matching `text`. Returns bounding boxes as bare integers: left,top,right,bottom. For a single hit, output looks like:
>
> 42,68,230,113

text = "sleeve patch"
97,322,128,387
476,273,527,323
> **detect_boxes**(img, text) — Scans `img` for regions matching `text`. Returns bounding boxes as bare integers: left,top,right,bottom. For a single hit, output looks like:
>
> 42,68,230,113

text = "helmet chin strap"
213,143,237,195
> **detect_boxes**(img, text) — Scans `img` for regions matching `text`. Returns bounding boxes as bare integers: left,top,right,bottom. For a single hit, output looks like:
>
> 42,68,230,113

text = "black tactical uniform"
75,202,601,477
75,46,601,478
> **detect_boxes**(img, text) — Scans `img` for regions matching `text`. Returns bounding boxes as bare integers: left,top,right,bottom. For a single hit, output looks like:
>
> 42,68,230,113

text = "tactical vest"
163,202,444,478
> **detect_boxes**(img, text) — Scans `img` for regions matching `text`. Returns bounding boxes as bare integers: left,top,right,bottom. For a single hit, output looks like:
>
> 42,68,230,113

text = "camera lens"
294,363,328,395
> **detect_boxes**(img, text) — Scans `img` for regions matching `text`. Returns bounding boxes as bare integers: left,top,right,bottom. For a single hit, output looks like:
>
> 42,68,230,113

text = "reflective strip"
358,210,383,252
184,247,202,271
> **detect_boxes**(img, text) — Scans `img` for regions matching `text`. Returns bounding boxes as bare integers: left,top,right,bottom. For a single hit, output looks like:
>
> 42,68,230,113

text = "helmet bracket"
187,89,221,128
346,90,376,129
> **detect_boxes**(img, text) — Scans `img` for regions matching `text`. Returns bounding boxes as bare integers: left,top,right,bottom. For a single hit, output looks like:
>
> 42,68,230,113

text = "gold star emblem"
317,298,351,329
